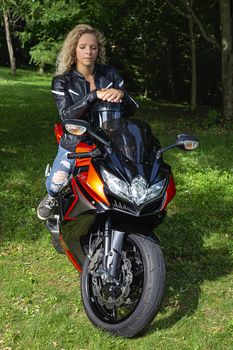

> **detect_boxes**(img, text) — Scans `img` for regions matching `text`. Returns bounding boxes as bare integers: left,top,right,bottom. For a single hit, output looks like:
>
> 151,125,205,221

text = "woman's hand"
96,88,124,103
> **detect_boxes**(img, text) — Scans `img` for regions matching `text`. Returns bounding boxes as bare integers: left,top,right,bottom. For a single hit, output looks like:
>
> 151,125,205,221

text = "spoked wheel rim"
86,236,144,324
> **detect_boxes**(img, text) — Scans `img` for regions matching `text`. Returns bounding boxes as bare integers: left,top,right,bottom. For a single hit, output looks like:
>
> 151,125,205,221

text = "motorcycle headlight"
101,169,130,201
101,169,166,206
146,180,166,202
129,176,147,206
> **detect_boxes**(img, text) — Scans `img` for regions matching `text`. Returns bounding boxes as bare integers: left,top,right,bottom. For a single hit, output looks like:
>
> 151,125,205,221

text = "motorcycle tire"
81,233,166,338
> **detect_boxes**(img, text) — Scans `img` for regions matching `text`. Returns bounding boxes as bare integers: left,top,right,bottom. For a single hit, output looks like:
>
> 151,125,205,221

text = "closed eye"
79,46,97,50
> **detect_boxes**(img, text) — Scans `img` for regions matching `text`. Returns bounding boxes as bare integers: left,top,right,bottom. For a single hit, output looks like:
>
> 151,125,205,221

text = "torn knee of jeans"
52,171,68,185
60,160,71,169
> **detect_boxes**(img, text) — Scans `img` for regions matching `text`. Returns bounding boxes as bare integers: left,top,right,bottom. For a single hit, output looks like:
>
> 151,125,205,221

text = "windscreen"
102,118,160,163
90,101,122,129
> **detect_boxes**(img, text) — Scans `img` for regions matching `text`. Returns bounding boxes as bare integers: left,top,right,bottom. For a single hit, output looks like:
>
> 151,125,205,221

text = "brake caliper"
89,250,133,309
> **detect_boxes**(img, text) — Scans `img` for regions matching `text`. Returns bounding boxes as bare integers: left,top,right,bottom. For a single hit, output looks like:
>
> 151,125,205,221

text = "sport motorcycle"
45,112,198,337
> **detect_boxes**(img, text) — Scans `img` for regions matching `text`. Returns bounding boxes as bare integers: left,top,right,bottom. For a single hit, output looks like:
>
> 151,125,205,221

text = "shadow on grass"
146,203,233,332
0,81,58,243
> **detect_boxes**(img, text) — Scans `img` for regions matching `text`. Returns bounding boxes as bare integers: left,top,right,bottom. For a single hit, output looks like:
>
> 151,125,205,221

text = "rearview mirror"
63,119,89,136
156,133,199,158
65,124,87,136
176,134,199,150
62,119,111,148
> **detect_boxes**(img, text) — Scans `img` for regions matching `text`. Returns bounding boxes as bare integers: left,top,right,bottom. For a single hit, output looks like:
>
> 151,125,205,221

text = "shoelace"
44,198,56,209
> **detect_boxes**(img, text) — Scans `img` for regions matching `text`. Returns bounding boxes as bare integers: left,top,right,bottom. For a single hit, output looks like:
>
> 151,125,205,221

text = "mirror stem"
156,144,177,159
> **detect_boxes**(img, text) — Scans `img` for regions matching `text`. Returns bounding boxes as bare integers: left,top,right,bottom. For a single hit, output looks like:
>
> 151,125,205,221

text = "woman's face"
76,33,99,70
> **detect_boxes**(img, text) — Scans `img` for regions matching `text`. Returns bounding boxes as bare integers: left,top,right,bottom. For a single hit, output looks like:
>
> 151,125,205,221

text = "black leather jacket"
51,64,139,151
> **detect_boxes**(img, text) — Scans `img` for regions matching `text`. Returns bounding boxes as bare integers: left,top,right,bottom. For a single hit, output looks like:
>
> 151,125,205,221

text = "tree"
29,40,61,74
79,0,183,99
166,0,198,111
167,0,232,119
1,0,16,74
219,0,233,120
1,0,230,118
15,0,82,72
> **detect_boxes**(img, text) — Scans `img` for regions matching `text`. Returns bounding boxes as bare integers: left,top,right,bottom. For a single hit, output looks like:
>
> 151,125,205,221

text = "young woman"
37,24,138,220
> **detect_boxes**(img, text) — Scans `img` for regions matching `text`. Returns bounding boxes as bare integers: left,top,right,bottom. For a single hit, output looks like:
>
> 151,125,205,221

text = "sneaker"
37,194,57,220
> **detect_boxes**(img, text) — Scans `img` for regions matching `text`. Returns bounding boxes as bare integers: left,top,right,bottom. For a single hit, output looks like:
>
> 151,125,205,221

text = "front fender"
130,232,160,245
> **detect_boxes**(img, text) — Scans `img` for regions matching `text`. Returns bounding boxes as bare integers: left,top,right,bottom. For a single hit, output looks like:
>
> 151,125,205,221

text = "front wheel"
81,233,166,337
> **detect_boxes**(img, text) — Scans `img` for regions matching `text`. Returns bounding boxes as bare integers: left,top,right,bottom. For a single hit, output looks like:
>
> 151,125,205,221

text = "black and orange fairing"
79,163,110,206
75,142,96,167
59,233,83,272
63,178,80,221
60,138,109,222
160,174,176,211
62,177,98,221
64,247,83,272
54,123,63,143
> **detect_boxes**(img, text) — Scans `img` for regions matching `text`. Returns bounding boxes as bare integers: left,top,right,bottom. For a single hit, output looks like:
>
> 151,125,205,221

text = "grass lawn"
0,66,232,350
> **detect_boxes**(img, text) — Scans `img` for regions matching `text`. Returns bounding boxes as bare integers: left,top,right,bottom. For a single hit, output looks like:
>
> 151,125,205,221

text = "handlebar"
67,152,91,159
67,149,102,159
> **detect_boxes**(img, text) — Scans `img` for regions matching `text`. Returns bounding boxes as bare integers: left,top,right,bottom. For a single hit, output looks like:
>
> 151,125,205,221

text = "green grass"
0,66,233,349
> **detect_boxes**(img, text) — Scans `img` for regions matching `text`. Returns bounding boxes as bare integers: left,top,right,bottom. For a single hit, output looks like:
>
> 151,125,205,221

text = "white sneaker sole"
37,208,52,221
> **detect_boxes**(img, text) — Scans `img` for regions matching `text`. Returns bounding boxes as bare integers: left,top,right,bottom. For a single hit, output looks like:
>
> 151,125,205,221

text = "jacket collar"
70,63,101,79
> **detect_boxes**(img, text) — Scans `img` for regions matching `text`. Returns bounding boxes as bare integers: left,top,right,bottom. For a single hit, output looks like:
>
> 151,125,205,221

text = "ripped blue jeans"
46,144,75,197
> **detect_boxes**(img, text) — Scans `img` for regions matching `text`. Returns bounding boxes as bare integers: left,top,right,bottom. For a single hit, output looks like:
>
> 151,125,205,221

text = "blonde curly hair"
55,24,106,75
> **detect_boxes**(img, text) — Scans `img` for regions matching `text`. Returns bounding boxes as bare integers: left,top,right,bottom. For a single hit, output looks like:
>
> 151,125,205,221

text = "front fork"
103,218,125,279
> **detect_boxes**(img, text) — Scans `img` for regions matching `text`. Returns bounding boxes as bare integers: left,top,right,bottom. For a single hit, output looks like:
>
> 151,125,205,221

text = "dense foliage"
1,0,233,118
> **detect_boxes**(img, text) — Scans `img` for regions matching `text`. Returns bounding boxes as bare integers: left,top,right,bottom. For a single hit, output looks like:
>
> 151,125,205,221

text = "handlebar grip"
67,152,92,159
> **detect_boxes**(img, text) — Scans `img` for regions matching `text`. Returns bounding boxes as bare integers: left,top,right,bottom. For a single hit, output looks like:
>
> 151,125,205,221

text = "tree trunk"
3,11,16,75
219,0,233,120
39,65,45,74
166,44,177,102
188,15,197,112
143,42,149,98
